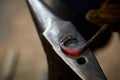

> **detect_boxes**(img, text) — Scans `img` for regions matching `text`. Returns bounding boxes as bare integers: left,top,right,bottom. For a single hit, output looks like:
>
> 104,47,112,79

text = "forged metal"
27,0,107,80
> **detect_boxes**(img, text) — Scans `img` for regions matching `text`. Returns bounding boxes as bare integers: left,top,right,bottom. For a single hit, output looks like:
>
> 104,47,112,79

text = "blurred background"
0,0,120,80
0,0,48,80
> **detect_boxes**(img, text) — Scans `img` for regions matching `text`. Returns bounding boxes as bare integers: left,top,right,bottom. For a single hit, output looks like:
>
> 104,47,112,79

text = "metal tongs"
27,0,107,80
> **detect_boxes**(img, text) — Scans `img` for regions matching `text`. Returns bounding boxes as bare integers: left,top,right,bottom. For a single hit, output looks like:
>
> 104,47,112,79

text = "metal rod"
80,24,109,53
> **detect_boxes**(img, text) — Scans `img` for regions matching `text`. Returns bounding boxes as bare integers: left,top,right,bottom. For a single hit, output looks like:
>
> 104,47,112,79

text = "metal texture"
27,0,107,80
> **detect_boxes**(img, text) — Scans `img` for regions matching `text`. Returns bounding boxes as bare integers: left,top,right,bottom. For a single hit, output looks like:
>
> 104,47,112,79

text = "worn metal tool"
27,0,107,80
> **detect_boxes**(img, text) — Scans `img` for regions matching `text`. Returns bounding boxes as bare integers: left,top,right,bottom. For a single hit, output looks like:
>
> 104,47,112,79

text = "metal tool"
27,0,107,80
